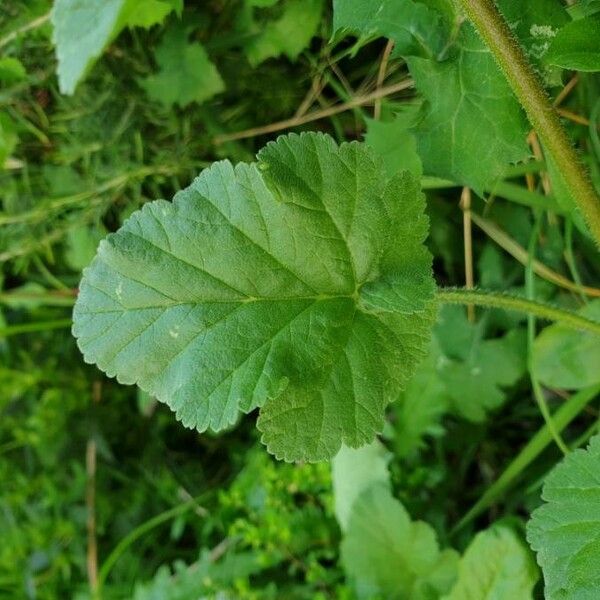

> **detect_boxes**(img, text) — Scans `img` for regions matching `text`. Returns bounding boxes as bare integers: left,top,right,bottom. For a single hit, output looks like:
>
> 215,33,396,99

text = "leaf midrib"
77,292,361,314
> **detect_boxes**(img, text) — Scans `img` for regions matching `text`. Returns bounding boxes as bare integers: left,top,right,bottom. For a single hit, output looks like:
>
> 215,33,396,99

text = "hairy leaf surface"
527,434,600,599
408,23,529,193
73,133,435,461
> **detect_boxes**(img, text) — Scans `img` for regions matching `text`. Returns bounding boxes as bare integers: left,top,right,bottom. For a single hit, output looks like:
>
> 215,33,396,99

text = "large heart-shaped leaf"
73,133,435,461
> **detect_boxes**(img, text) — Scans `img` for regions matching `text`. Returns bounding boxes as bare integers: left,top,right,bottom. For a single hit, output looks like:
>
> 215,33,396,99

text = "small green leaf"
140,26,224,108
533,300,600,390
545,16,600,72
65,224,108,272
243,0,323,66
0,57,26,82
364,109,423,179
527,434,600,599
393,337,448,456
435,306,527,422
341,484,459,599
443,525,539,600
133,550,262,600
73,133,436,462
120,0,183,29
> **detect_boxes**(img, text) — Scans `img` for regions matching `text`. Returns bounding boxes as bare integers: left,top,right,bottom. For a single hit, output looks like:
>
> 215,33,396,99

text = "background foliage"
1,0,600,598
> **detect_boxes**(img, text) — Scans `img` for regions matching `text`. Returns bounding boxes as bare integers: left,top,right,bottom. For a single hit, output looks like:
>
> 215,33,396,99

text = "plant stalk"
436,288,600,335
457,0,600,246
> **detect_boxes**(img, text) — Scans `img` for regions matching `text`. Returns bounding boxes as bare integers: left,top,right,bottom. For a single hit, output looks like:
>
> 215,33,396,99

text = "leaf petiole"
436,288,600,335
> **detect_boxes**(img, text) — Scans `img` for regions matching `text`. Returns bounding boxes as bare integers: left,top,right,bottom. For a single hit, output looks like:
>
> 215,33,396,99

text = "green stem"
457,0,600,246
96,494,207,594
0,291,76,307
526,214,568,454
0,318,72,338
436,288,600,335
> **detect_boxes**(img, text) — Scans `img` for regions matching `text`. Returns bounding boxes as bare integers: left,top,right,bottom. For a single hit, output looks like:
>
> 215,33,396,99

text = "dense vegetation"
1,0,600,598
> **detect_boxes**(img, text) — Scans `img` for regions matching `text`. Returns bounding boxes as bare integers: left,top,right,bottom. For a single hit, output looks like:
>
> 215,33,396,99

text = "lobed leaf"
435,306,527,422
140,25,224,108
240,0,323,66
72,133,436,462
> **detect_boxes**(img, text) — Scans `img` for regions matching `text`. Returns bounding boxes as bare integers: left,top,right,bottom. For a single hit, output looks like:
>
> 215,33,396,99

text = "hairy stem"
436,288,600,335
457,0,600,246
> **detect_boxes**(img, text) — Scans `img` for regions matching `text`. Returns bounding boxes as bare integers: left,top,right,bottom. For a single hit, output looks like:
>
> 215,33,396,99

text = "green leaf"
332,441,390,531
331,0,530,192
120,0,183,29
133,550,262,599
52,0,124,94
65,224,108,272
443,525,539,600
568,0,600,19
51,0,181,94
0,57,26,82
364,109,423,179
332,0,446,58
533,300,600,390
435,306,527,422
140,26,224,108
341,484,458,599
527,434,600,599
393,337,448,456
497,0,568,67
408,23,529,193
243,0,323,66
72,133,436,462
545,16,600,72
